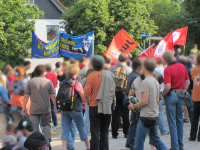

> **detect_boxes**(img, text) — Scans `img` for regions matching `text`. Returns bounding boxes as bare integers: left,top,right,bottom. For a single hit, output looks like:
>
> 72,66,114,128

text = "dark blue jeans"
134,118,168,150
125,110,140,150
183,95,193,122
50,99,58,126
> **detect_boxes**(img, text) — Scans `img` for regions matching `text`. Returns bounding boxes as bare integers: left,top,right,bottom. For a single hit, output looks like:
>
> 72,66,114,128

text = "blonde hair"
66,64,80,78
104,64,111,70
0,75,7,88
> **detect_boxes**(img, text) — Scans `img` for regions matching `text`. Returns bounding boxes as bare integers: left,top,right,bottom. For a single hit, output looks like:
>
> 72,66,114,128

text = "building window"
47,25,59,41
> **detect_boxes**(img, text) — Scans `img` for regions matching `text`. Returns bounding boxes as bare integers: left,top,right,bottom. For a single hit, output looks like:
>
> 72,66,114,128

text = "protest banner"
149,32,174,61
25,58,63,73
138,44,155,58
173,26,188,46
32,30,94,59
104,29,138,60
59,30,94,59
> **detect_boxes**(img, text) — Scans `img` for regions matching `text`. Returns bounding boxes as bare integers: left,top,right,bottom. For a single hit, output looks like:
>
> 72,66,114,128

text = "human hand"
22,108,27,115
128,102,133,110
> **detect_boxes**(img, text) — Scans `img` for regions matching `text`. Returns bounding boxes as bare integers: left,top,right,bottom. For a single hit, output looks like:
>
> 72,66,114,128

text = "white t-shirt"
155,67,165,92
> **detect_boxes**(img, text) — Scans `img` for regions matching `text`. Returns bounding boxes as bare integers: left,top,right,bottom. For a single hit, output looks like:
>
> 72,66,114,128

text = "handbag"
172,90,189,100
140,117,158,128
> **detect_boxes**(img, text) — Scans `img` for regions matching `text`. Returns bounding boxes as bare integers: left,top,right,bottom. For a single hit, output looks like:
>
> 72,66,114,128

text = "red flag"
104,29,138,60
138,44,155,58
173,26,188,46
149,32,174,61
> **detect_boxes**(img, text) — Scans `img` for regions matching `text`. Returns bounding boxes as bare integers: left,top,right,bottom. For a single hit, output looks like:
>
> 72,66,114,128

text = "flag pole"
137,45,148,56
183,46,185,55
92,33,95,55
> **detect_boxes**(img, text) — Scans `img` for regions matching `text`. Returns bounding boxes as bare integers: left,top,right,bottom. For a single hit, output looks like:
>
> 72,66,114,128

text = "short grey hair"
91,55,105,71
162,50,175,63
188,54,196,62
186,57,193,66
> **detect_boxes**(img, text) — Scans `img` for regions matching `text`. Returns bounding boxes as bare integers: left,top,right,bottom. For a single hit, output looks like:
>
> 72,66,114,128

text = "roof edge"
57,0,65,9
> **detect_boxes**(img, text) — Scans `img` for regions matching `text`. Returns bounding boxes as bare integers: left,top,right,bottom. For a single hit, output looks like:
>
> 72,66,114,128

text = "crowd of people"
0,45,200,150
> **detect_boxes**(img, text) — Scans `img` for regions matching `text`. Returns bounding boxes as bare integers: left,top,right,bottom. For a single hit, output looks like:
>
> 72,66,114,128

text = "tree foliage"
0,0,43,67
61,0,157,55
59,0,76,8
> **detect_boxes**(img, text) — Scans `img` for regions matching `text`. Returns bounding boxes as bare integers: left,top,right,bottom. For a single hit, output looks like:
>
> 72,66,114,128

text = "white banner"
25,58,63,73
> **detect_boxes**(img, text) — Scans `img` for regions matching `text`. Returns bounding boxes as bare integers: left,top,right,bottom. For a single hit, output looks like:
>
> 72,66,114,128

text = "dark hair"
157,59,164,65
118,53,128,62
34,65,45,77
144,58,156,72
23,61,31,66
106,58,112,64
132,58,141,70
45,64,52,72
55,62,61,68
91,55,105,71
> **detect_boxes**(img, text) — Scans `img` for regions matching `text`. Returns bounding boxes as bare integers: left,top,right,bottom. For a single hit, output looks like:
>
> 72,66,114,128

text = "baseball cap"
16,118,33,132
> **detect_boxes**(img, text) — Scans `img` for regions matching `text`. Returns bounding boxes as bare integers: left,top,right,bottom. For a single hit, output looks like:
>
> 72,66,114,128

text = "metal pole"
144,41,145,50
92,33,95,55
149,31,151,47
183,46,185,55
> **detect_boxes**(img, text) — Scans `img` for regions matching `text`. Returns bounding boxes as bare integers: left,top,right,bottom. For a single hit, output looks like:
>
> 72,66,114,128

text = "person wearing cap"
84,55,116,150
22,65,56,147
16,118,50,150
23,61,31,78
110,53,132,139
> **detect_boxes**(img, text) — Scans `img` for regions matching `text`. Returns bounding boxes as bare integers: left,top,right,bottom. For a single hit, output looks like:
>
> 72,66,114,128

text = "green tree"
59,0,76,7
61,0,157,55
0,0,43,67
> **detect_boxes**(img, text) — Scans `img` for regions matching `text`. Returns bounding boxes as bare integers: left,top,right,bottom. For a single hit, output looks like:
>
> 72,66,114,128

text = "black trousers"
190,101,200,140
89,106,111,150
112,91,130,136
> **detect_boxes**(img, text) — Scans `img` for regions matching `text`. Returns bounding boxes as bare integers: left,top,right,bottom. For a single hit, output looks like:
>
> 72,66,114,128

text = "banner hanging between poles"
32,30,94,59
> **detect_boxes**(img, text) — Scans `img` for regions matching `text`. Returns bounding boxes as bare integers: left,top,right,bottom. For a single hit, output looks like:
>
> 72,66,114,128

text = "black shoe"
124,134,127,138
112,136,118,139
179,149,184,150
49,143,52,150
189,137,196,141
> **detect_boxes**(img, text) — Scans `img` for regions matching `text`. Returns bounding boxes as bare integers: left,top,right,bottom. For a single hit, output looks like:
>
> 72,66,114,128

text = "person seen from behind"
45,64,58,127
162,50,190,150
84,55,116,150
190,44,199,55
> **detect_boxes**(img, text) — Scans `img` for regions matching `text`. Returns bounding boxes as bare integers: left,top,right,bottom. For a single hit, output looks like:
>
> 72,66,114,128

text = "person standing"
155,59,169,135
189,53,200,141
131,58,168,150
162,50,190,150
175,48,182,60
190,44,199,55
110,53,132,138
45,64,58,127
23,61,31,78
22,65,56,149
125,58,141,149
84,55,116,150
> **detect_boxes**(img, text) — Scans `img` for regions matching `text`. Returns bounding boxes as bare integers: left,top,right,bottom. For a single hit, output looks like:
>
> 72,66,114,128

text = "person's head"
23,61,31,71
162,50,175,64
196,53,200,66
79,67,89,78
66,64,80,78
118,53,128,63
4,64,14,78
0,75,7,88
188,54,196,65
83,58,90,67
142,58,157,75
177,48,182,54
71,59,79,66
193,44,198,49
55,61,61,69
4,135,17,146
106,58,112,65
186,57,193,67
15,67,24,81
178,56,187,66
132,58,142,73
34,65,45,77
91,55,105,71
6,123,18,137
62,61,70,70
157,58,164,66
104,64,111,70
16,118,34,138
45,64,52,73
